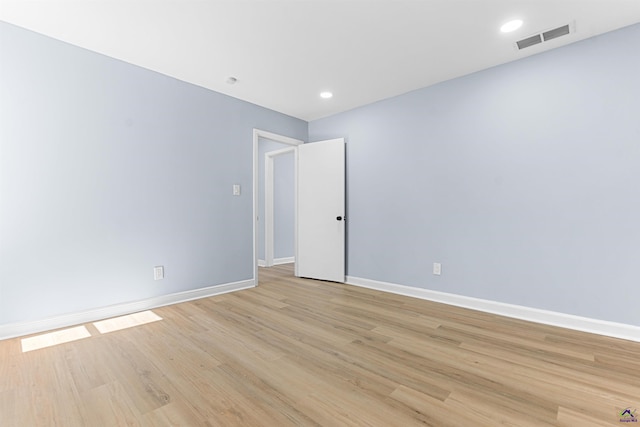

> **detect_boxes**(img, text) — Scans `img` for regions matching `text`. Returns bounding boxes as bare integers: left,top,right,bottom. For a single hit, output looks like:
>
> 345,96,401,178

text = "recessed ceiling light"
500,19,523,33
320,91,333,99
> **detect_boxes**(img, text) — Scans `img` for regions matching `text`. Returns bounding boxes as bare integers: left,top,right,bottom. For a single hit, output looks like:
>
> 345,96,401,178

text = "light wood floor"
1,264,639,426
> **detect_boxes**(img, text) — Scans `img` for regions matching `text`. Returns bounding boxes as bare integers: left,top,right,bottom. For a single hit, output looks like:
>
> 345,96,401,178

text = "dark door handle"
336,216,343,221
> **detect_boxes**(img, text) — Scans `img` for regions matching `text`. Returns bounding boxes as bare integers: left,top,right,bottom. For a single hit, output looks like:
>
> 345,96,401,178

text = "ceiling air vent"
543,24,570,41
517,34,542,50
516,23,572,50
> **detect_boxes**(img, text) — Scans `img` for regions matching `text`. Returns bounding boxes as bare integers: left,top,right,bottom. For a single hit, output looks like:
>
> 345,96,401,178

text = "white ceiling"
1,1,639,121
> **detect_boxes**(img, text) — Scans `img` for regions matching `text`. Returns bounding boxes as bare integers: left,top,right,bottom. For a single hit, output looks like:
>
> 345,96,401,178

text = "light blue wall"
0,22,307,325
309,23,640,326
3,19,638,330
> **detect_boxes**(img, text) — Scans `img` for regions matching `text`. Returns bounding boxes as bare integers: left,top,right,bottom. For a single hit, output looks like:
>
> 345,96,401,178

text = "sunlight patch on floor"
21,325,91,352
93,310,162,334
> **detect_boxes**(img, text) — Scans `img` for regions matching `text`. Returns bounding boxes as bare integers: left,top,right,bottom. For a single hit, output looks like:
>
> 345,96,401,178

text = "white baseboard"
346,276,640,343
258,257,294,268
0,279,255,341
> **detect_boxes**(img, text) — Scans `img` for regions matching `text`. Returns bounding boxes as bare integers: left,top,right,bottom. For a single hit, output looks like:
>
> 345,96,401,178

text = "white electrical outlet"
154,266,164,280
433,262,441,275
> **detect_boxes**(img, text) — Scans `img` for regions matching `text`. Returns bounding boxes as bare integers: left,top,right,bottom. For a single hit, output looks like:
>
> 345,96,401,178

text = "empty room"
1,1,639,426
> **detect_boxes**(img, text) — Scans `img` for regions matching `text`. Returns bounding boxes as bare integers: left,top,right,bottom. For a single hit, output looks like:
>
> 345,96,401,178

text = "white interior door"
296,138,345,282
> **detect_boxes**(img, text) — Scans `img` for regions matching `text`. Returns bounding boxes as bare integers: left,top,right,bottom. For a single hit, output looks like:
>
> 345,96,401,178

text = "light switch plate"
154,266,164,280
433,262,441,275
233,184,241,196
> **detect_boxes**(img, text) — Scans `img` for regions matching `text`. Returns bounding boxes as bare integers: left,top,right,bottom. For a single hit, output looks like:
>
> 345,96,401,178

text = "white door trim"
253,129,303,284
264,146,295,267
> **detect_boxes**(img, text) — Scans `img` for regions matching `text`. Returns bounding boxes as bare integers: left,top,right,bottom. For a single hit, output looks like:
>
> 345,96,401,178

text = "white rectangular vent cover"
516,23,573,50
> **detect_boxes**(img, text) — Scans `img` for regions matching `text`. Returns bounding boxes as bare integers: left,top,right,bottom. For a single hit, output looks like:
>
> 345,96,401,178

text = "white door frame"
253,129,303,284
264,146,296,267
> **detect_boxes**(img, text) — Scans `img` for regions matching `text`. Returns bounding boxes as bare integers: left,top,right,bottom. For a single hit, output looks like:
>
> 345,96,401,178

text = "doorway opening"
263,146,295,268
252,129,303,285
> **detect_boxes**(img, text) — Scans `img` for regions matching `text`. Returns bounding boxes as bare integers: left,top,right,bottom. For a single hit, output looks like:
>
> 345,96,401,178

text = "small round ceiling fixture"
226,76,238,85
320,91,333,99
500,19,523,33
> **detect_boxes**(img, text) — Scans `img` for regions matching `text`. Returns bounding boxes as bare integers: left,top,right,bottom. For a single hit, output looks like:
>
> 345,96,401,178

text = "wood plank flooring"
1,264,639,426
